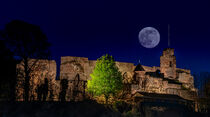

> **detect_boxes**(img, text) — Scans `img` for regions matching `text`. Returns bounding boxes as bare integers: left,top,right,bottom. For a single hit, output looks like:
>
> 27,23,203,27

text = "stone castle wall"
16,57,137,101
130,48,197,100
16,59,56,101
16,49,197,101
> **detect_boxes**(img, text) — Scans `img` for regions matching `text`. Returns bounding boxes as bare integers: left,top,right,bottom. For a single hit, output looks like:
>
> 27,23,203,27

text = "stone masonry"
16,48,197,101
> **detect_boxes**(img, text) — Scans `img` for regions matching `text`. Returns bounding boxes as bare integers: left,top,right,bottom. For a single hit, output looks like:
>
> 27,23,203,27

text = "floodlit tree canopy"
87,54,123,104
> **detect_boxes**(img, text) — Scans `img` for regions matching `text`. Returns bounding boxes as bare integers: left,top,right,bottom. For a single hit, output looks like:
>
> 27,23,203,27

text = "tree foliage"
2,20,51,101
87,54,123,104
3,20,50,60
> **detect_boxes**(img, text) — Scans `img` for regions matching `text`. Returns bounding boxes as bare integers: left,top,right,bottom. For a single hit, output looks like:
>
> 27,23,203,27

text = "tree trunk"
24,58,30,101
10,69,17,101
9,61,17,102
105,94,109,105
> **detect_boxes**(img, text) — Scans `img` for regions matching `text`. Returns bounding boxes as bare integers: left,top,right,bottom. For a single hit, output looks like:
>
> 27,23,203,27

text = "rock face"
16,48,197,101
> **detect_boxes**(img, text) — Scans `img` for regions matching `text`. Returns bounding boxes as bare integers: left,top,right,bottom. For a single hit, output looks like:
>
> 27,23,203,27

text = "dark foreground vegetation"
0,100,207,117
0,100,118,117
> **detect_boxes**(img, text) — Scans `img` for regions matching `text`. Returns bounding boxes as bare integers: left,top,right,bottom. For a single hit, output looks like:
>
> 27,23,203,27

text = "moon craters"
138,27,160,48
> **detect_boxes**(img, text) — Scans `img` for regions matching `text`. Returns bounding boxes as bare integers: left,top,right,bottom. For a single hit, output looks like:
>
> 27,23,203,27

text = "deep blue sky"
0,0,210,73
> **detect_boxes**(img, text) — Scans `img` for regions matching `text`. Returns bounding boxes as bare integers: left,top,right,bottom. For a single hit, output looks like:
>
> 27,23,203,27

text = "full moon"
138,27,160,48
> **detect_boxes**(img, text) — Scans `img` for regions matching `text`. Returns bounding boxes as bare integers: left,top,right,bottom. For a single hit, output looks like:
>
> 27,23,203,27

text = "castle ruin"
16,48,197,102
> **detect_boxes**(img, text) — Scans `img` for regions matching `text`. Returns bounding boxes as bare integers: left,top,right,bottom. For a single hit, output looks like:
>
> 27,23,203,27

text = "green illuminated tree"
87,54,123,104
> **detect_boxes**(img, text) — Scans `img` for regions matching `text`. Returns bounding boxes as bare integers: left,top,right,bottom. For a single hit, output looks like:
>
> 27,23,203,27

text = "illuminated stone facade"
16,48,197,101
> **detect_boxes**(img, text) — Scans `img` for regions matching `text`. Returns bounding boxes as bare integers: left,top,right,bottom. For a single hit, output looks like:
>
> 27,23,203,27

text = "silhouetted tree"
59,79,68,101
36,78,49,101
37,84,42,101
194,72,210,96
195,72,210,113
73,74,80,100
0,35,16,101
42,78,49,101
2,20,51,101
48,78,54,101
82,81,86,99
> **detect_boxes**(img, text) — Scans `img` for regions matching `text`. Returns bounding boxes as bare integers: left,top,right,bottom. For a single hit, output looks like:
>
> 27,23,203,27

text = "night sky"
0,0,210,73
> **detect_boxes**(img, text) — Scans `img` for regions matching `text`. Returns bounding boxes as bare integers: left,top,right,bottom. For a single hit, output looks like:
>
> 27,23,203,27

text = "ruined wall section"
144,76,164,93
131,72,182,96
142,65,160,72
60,56,90,101
16,51,197,101
176,68,195,91
16,59,56,101
59,57,137,101
60,56,89,80
116,62,135,83
160,48,176,79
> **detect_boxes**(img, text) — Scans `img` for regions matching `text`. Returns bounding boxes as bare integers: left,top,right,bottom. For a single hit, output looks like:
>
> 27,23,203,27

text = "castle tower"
160,48,176,79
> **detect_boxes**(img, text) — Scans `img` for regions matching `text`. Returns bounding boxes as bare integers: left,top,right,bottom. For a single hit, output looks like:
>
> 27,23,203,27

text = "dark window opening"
169,61,172,67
